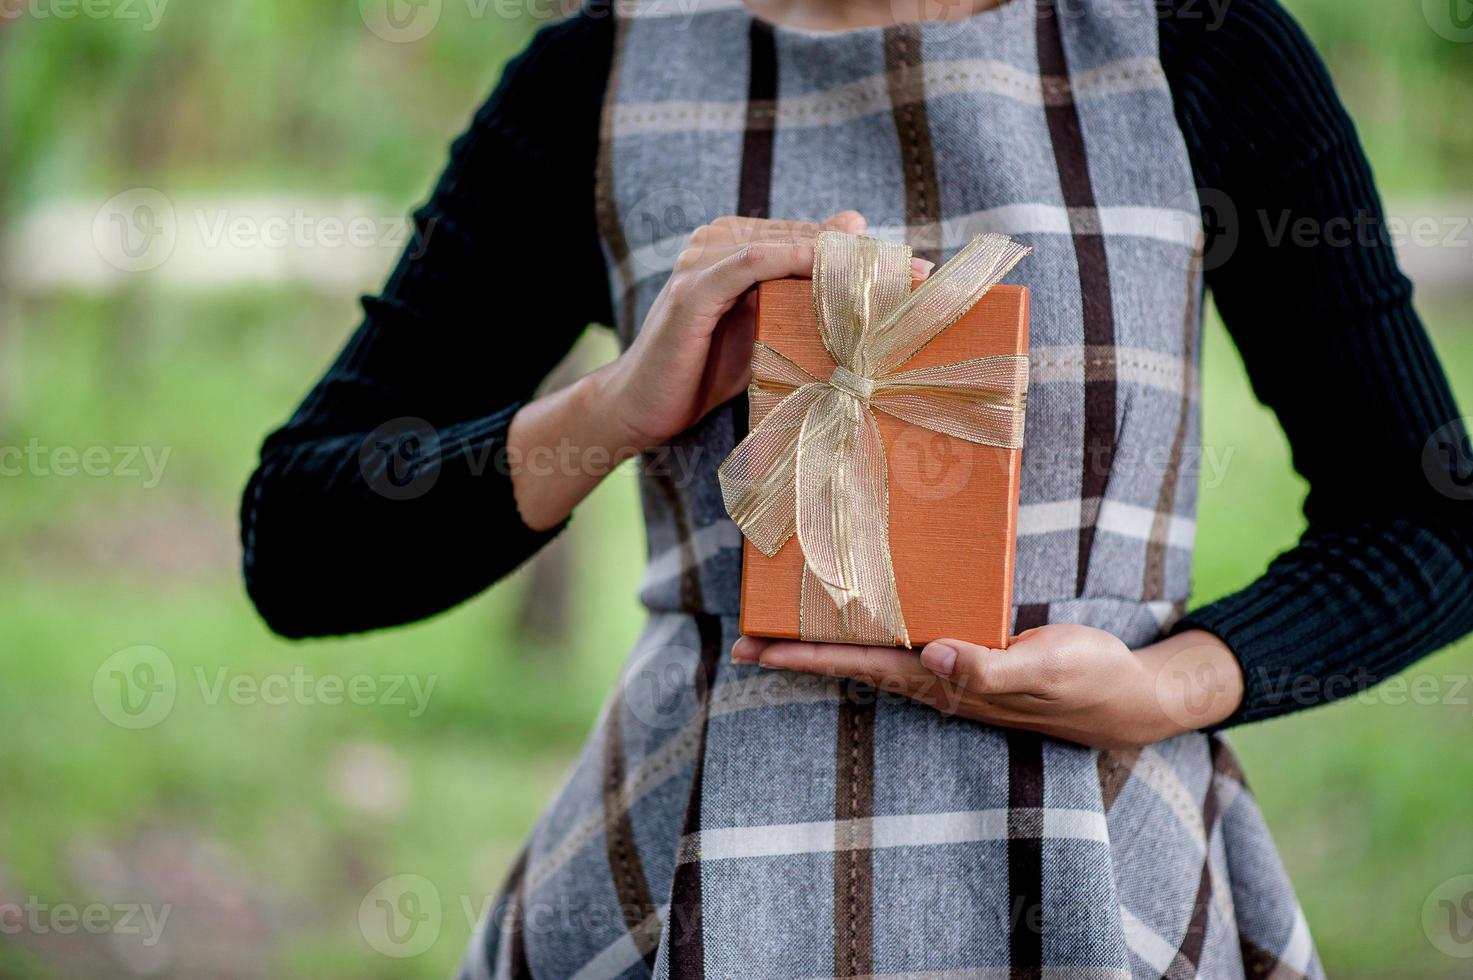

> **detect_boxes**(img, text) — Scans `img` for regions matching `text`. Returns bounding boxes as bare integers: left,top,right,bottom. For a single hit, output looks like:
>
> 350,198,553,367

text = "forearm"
243,411,561,637
507,363,643,531
241,12,620,637
1175,516,1473,725
1158,0,1473,726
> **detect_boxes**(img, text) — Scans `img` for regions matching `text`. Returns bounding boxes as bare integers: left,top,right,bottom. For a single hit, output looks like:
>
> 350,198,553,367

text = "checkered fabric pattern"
458,1,1323,976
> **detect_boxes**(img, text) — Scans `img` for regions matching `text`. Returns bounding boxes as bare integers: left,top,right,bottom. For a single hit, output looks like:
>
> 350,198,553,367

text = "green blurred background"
1,1,1470,977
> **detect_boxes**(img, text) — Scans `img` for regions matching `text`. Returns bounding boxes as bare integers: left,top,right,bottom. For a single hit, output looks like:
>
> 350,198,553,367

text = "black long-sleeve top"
240,0,1473,727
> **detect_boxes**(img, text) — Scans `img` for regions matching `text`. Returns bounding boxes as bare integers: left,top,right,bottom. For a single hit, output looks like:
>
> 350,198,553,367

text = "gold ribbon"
718,232,1031,648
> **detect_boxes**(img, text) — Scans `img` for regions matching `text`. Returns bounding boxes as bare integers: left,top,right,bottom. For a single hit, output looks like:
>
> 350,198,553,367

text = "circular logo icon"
1424,0,1473,43
1152,644,1239,731
358,417,441,501
889,427,975,501
621,644,703,731
621,187,711,277
94,645,176,729
1155,187,1237,275
1423,874,1473,958
93,189,177,273
359,874,442,957
360,0,442,43
1421,417,1473,501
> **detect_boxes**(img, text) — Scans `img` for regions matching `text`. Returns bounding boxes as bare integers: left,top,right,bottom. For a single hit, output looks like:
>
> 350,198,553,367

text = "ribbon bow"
718,232,1031,648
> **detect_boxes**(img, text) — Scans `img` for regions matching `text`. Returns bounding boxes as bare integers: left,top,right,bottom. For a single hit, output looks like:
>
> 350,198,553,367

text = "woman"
242,0,1473,975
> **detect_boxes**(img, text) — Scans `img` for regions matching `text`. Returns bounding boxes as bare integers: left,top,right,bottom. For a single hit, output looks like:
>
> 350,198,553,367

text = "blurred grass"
0,291,643,977
2,0,1471,976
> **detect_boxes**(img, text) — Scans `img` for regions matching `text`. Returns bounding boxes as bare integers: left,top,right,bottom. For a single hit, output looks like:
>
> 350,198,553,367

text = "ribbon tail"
795,390,909,647
718,383,824,556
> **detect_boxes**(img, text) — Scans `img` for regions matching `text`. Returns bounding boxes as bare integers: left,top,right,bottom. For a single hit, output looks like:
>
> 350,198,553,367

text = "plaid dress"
460,0,1323,976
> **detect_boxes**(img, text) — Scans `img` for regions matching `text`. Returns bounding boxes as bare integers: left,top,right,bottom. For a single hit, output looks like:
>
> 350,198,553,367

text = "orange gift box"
736,278,1029,650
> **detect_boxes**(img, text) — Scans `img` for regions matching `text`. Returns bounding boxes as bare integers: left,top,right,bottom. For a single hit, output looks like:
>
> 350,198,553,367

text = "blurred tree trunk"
517,528,575,647
514,332,603,649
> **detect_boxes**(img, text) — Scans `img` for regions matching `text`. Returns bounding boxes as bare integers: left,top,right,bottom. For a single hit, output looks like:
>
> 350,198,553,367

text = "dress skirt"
457,609,1322,980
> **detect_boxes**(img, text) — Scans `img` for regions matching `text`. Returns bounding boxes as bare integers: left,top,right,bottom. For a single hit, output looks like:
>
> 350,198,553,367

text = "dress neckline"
736,0,1022,38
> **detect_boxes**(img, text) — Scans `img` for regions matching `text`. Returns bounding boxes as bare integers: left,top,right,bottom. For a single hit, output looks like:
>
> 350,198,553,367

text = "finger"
680,223,823,275
694,214,861,268
757,641,1058,721
822,210,867,234
708,216,833,248
758,642,1045,721
731,635,772,664
758,641,930,689
690,240,818,310
687,234,929,297
918,638,1039,695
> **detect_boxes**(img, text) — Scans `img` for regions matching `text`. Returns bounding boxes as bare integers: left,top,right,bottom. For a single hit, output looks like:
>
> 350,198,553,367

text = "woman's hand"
509,211,909,531
597,210,874,450
731,626,1244,750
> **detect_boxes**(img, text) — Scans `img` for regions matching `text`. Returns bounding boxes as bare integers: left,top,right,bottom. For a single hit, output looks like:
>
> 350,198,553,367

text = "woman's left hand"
731,625,1244,750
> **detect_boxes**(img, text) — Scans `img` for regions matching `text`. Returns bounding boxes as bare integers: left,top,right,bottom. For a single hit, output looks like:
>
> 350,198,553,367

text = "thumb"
919,638,1029,694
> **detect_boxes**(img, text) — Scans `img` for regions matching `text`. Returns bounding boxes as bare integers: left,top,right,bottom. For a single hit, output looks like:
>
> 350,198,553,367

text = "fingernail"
731,637,768,664
920,642,957,676
910,258,935,279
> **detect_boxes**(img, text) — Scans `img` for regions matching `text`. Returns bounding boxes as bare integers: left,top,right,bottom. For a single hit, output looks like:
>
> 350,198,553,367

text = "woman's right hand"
596,210,870,451
508,210,878,531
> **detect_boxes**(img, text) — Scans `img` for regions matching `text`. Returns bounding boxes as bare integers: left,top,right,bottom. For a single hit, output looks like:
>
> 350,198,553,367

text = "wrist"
581,359,663,455
575,363,650,457
1135,630,1245,737
505,366,643,532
